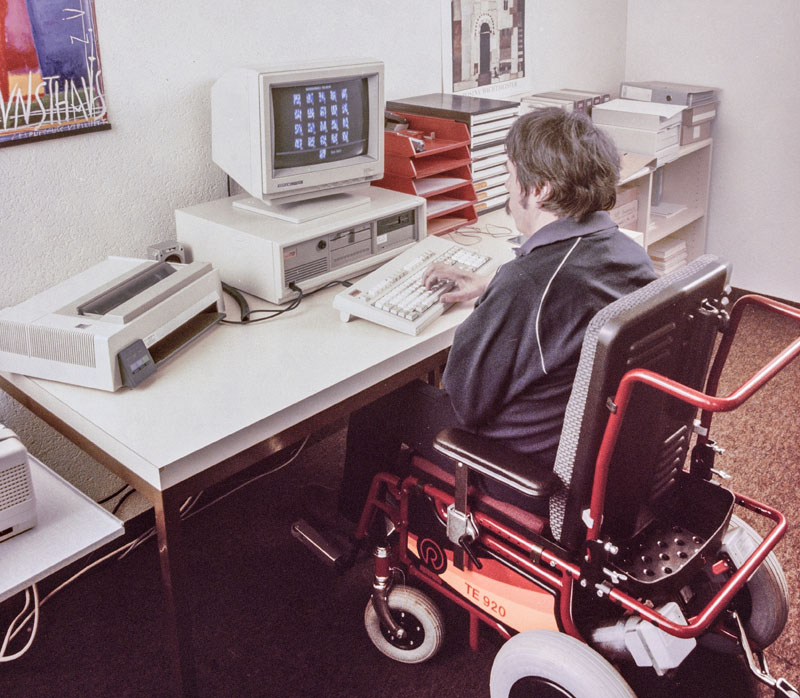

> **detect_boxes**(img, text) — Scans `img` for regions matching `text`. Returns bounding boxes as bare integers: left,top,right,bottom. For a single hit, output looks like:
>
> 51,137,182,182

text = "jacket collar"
515,211,617,257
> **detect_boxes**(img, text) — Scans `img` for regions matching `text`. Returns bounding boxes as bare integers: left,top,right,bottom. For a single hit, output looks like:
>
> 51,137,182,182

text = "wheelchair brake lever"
458,534,483,570
446,503,483,570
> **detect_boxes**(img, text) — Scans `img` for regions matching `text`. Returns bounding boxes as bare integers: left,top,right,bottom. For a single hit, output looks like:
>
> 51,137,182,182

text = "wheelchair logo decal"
417,537,447,575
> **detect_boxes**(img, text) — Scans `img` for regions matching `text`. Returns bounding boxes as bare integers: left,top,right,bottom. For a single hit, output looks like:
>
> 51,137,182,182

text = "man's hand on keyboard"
422,263,490,304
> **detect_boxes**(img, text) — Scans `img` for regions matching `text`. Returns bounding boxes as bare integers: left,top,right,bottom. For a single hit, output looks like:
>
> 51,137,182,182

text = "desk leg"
154,491,198,698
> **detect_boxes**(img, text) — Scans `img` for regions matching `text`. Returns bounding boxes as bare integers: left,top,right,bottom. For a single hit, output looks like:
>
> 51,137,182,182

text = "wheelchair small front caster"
363,547,444,664
364,584,445,664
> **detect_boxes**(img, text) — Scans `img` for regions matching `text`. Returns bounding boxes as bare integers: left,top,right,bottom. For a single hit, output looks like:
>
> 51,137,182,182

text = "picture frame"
1,0,110,147
442,0,527,97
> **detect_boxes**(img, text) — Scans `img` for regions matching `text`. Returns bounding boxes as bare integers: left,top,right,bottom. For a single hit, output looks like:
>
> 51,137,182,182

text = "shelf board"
428,214,477,236
646,207,705,246
385,152,472,179
658,138,712,166
427,197,475,218
414,176,471,197
0,456,123,603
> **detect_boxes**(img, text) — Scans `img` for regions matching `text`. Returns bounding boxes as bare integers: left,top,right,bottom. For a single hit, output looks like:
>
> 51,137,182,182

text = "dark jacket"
442,211,657,462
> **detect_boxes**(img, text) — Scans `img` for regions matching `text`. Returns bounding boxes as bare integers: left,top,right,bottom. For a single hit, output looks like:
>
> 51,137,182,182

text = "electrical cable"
117,492,203,561
96,483,131,505
483,222,515,238
2,542,135,654
221,282,251,322
0,584,39,662
0,435,311,658
182,435,310,521
111,488,136,516
447,222,515,246
220,280,350,326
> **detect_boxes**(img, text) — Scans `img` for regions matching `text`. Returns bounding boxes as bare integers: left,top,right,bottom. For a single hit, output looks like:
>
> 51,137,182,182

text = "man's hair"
505,107,620,222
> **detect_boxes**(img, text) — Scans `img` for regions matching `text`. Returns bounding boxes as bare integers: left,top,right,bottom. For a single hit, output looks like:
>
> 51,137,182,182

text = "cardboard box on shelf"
609,199,638,229
682,101,718,127
680,119,712,146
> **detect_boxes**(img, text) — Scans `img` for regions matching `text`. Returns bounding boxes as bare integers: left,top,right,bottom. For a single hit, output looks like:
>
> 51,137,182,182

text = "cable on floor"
0,434,311,659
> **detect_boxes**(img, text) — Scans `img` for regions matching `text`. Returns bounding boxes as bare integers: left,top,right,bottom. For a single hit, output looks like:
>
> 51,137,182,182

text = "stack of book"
385,93,518,215
648,237,688,276
518,88,611,115
563,88,612,111
619,81,719,146
591,99,684,162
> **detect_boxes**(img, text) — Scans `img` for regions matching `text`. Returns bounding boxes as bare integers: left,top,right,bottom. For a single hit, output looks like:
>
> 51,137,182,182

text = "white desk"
0,226,515,696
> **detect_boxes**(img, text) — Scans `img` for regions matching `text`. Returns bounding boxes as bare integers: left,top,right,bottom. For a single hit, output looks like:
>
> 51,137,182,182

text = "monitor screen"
272,76,369,171
210,59,384,222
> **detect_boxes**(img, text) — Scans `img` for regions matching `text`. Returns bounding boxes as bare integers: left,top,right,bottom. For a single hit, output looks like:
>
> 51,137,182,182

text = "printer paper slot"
78,262,176,318
147,305,224,367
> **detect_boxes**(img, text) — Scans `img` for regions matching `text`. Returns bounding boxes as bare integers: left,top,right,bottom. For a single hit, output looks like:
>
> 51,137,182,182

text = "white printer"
0,257,225,391
0,424,36,543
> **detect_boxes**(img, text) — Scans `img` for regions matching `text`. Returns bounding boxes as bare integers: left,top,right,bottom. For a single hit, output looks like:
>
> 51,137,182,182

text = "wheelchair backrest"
549,254,731,552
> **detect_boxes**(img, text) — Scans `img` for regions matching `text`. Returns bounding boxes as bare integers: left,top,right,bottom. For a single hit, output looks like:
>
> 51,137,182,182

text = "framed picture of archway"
443,0,526,96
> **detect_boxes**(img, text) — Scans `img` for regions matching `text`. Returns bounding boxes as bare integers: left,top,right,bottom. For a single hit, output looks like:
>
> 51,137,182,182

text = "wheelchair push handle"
622,295,800,421
698,293,800,436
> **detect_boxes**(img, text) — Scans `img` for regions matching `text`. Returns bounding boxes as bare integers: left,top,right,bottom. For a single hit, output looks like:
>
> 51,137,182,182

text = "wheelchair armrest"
433,427,557,499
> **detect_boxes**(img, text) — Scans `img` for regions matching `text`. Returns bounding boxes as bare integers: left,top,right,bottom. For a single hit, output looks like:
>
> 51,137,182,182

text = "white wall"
0,1,628,517
625,0,800,300
524,2,627,97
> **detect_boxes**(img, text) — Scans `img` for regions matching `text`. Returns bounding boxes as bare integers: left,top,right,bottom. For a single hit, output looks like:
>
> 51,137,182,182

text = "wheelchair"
348,254,800,697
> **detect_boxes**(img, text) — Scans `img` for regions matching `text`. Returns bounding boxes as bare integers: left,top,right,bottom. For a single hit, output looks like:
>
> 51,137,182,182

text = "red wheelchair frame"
353,292,800,696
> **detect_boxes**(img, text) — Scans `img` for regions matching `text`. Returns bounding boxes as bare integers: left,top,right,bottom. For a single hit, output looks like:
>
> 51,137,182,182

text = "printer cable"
220,280,350,325
221,282,252,323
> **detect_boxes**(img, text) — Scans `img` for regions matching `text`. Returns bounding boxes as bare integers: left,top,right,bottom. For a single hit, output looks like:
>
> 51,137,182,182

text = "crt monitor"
211,58,385,223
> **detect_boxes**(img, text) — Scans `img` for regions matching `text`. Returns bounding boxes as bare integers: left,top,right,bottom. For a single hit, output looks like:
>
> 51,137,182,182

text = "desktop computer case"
176,186,426,305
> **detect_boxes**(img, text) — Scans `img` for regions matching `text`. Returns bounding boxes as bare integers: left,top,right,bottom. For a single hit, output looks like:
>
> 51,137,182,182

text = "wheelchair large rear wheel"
490,629,636,698
702,514,789,652
364,586,445,664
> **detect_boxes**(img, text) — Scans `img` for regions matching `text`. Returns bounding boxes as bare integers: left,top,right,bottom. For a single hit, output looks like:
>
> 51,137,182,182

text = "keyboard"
333,236,492,335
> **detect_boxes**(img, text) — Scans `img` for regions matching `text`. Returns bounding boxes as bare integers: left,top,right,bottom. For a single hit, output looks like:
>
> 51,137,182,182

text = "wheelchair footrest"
611,474,735,592
618,521,705,583
291,519,356,571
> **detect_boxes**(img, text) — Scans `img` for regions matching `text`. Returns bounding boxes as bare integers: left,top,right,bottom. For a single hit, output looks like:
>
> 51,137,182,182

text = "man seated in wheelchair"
297,108,797,697
332,107,656,528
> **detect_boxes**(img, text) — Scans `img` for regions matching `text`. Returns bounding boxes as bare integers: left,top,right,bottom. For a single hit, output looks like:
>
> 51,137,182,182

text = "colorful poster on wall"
0,0,109,147
443,0,526,97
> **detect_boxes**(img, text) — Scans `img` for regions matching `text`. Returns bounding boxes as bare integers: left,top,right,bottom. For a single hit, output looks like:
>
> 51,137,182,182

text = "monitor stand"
232,191,371,224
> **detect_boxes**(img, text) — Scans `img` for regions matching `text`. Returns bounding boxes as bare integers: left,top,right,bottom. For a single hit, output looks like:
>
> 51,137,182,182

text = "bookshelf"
617,138,713,266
